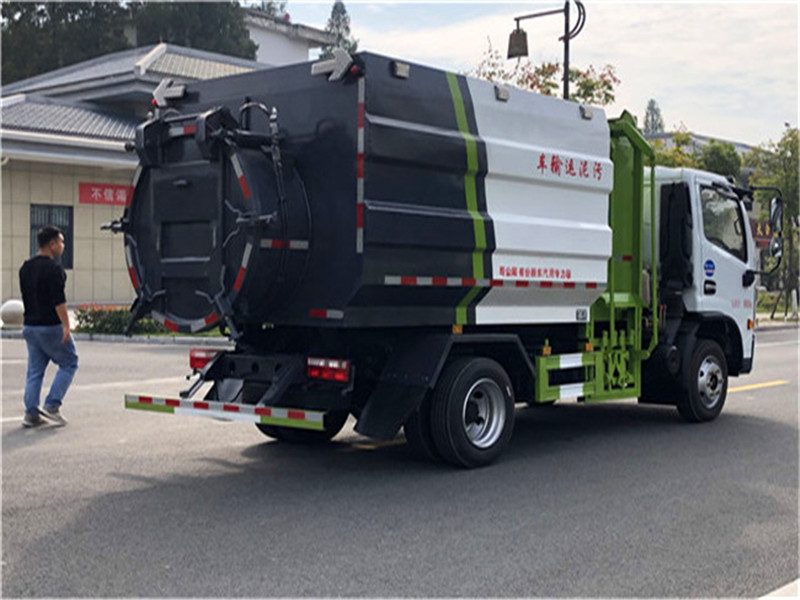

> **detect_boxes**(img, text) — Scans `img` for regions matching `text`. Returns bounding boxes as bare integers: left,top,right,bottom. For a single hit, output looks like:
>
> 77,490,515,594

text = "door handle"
704,280,717,295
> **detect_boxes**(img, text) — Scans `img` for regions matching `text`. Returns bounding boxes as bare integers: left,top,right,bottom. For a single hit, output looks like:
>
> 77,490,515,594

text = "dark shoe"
22,413,45,428
39,406,67,426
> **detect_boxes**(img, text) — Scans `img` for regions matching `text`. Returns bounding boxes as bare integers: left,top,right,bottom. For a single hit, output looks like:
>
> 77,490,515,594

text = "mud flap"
354,334,452,440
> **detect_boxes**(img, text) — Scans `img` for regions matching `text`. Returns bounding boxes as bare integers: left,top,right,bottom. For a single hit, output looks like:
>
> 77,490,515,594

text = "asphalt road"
2,328,797,598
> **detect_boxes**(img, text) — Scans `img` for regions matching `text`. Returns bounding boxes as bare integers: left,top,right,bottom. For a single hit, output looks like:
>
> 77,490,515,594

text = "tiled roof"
1,96,136,141
148,52,255,80
2,43,267,98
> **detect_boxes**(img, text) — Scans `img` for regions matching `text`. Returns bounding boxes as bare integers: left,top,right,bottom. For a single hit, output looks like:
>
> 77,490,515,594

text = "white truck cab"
643,166,783,419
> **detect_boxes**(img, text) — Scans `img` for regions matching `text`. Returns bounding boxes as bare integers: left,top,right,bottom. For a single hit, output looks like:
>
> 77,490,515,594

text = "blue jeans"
23,325,79,417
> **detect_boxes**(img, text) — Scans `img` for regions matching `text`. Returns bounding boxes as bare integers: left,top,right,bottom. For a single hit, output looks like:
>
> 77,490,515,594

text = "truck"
111,51,784,467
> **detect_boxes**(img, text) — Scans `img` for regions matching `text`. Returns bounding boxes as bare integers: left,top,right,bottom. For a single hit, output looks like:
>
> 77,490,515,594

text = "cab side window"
700,187,746,262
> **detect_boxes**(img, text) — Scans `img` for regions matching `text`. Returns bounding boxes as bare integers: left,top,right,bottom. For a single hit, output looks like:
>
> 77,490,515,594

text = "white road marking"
757,341,799,348
1,359,27,365
763,579,798,597
2,376,185,401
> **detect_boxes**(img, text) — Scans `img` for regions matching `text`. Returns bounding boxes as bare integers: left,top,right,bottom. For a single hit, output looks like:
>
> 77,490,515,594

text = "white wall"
249,28,311,65
2,160,136,305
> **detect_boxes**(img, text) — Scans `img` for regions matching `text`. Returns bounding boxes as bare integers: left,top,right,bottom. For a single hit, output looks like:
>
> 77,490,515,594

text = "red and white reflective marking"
356,77,365,254
127,165,142,205
124,243,138,290
233,242,253,293
309,309,345,320
151,311,219,334
383,276,600,290
230,153,251,200
124,394,325,431
168,124,197,138
614,255,634,262
260,239,310,250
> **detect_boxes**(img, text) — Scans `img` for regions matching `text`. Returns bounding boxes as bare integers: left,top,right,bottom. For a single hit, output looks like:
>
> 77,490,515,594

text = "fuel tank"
125,52,613,334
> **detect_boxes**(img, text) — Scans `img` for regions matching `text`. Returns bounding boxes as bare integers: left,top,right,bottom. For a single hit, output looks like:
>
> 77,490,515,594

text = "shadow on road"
4,402,797,598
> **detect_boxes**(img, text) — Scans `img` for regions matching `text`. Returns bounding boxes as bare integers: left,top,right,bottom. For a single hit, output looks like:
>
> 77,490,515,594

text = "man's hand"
55,303,71,344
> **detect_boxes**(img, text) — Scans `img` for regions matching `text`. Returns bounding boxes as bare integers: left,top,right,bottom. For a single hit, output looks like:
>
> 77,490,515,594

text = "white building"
1,13,333,306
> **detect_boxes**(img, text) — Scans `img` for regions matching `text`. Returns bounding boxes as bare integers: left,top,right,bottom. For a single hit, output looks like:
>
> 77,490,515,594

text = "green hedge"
74,304,165,335
756,290,780,313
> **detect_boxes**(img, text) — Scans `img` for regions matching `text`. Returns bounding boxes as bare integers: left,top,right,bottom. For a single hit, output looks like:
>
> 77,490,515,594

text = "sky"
281,1,798,147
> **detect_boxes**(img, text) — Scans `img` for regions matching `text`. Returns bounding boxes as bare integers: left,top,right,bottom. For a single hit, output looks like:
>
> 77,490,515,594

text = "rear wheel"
430,357,515,468
677,339,728,422
255,410,349,443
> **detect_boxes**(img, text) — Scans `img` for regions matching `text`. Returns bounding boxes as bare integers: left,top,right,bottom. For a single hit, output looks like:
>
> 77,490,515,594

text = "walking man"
19,226,78,427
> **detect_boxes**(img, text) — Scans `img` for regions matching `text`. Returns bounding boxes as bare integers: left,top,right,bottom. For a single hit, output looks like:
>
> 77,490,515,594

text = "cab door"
692,177,756,362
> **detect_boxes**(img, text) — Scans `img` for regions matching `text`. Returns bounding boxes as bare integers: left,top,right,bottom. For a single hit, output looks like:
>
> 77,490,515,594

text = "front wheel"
677,339,728,422
255,410,349,443
430,357,515,468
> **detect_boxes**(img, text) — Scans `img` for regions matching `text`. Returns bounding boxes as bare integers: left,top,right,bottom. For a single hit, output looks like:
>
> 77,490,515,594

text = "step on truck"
112,51,784,467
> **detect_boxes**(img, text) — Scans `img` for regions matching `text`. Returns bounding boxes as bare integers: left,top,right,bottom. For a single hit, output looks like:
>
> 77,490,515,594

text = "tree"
319,1,357,60
2,2,131,85
470,41,619,106
643,99,664,136
257,2,287,18
133,2,257,60
745,126,799,311
1,1,257,85
697,139,741,180
652,125,698,168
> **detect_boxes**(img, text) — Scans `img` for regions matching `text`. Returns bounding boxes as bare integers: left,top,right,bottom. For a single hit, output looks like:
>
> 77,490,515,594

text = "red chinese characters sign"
79,182,131,206
536,152,604,181
499,265,572,280
750,219,773,248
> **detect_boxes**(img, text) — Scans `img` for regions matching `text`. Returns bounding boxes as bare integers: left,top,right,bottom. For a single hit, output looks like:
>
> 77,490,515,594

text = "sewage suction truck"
111,51,784,467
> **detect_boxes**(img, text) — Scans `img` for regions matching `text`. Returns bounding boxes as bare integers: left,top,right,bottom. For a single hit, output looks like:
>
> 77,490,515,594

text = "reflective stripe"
309,309,345,320
558,353,584,369
356,77,366,254
260,239,310,250
124,394,326,431
558,383,586,399
231,154,251,200
383,275,595,289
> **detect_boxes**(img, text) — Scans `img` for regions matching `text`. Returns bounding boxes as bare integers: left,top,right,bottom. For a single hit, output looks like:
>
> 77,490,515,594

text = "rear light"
189,348,221,371
307,357,350,383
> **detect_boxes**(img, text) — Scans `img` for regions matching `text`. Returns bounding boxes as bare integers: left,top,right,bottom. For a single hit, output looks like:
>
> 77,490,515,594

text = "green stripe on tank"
125,401,175,414
446,72,486,281
456,286,483,326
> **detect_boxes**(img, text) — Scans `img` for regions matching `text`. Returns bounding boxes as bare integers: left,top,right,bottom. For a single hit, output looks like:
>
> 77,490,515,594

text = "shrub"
756,289,780,313
74,304,165,335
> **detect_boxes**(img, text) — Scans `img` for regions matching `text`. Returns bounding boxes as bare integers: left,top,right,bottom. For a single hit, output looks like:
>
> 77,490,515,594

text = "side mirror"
769,197,783,234
769,236,783,259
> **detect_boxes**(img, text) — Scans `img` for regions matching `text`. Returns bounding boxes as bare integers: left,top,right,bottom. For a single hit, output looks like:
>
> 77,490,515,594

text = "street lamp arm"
559,0,586,42
514,7,566,26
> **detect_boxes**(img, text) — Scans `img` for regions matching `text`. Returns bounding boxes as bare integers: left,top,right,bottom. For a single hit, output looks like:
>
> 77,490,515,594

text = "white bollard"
0,299,24,329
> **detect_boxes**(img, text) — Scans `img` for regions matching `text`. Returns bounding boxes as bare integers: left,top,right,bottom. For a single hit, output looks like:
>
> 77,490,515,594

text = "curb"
763,579,798,597
0,329,232,347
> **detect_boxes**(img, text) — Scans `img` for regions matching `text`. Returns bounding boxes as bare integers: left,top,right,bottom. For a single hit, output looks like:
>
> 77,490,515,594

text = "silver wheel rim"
461,378,506,449
697,356,724,409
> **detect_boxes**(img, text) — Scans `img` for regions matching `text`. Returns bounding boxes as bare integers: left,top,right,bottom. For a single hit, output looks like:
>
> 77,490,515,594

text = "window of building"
699,186,746,263
30,204,74,269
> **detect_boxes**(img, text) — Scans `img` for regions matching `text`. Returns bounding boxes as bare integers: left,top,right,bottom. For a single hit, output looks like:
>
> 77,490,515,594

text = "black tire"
255,410,349,443
676,339,728,422
430,357,515,468
403,393,440,462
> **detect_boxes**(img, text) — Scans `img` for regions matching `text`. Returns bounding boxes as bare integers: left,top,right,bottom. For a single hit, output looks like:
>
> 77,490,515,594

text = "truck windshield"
700,186,747,262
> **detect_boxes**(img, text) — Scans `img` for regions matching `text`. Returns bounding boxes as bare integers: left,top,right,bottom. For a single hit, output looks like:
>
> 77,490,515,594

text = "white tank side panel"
475,288,594,325
465,77,612,323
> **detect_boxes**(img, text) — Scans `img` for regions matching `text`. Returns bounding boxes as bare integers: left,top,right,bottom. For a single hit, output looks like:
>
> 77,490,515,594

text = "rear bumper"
124,394,326,431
